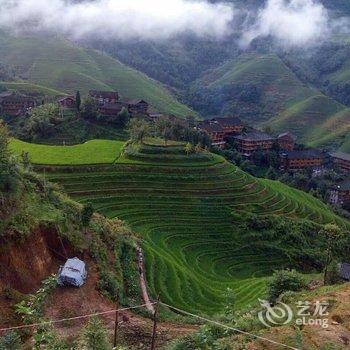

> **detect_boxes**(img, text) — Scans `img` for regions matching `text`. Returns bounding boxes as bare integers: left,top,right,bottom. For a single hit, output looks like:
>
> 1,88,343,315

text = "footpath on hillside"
136,246,155,314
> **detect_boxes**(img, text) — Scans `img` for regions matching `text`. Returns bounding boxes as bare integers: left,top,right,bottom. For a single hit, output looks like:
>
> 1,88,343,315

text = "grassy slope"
195,53,350,150
270,95,350,149
195,53,316,119
43,142,349,315
9,139,125,165
0,82,66,98
0,34,195,117
339,133,350,153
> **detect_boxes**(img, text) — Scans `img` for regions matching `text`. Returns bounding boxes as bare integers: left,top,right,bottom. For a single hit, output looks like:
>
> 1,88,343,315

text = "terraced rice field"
10,139,124,165
46,143,349,315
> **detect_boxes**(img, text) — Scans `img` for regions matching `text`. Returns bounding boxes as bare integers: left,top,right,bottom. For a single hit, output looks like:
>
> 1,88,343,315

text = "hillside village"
1,87,350,210
0,66,349,350
1,1,350,349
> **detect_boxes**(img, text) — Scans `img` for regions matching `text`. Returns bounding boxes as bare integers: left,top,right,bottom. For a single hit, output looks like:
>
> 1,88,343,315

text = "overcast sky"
0,0,340,48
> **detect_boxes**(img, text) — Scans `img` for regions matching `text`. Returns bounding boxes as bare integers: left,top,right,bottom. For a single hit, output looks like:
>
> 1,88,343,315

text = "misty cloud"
0,0,347,49
0,0,236,40
241,0,330,48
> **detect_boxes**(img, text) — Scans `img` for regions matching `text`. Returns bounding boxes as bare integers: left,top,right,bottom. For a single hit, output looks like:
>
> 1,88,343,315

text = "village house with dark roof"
0,92,36,116
329,152,350,173
277,132,296,151
123,99,149,115
197,120,226,148
280,149,324,171
89,90,119,105
58,96,76,109
98,102,124,116
329,178,350,205
233,130,275,156
213,117,244,136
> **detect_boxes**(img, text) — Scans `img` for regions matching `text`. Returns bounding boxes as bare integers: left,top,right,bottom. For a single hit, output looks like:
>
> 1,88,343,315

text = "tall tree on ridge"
76,90,81,112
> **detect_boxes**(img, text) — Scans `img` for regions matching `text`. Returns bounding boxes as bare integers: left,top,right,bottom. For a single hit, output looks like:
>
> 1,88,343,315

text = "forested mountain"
0,32,195,117
89,0,350,151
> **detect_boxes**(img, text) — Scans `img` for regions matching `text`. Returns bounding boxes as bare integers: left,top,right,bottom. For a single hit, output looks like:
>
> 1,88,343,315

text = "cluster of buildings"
198,116,350,206
0,91,36,116
328,152,350,205
0,89,149,119
198,117,350,173
58,90,149,117
198,117,295,155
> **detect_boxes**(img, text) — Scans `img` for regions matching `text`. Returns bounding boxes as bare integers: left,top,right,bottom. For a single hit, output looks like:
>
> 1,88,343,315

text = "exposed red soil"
0,227,196,348
43,260,196,349
0,227,75,327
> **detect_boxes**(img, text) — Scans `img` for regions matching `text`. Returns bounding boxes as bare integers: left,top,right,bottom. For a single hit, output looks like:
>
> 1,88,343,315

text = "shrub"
324,261,341,285
97,271,120,301
0,331,21,350
267,269,306,304
78,316,112,350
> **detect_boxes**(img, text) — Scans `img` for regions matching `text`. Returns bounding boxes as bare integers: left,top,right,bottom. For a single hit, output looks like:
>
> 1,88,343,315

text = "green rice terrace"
10,139,124,165
30,140,349,316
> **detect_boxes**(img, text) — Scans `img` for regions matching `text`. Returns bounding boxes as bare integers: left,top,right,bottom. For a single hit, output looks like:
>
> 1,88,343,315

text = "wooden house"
123,99,149,115
58,96,76,109
233,130,275,156
214,117,244,136
277,132,296,151
280,150,324,171
98,102,123,116
329,152,350,173
0,92,36,116
197,120,226,148
89,90,119,105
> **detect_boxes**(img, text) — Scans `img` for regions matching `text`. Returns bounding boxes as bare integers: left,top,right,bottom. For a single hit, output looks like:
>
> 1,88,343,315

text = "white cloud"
241,0,329,48
0,0,236,40
0,0,342,49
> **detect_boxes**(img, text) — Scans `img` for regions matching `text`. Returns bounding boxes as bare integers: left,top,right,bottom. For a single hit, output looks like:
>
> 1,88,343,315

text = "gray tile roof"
340,263,350,280
214,117,243,127
330,152,350,162
233,130,274,141
281,149,323,160
198,121,224,133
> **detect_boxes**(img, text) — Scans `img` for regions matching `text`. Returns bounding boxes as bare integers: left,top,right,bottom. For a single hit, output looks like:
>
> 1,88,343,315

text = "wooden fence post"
113,300,119,348
150,296,160,350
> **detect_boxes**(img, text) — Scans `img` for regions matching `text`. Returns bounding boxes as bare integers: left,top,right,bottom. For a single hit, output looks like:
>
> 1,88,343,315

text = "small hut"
339,262,350,281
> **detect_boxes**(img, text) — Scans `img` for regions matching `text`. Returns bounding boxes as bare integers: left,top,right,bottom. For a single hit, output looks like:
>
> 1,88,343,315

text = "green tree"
76,90,81,112
195,142,202,153
184,142,193,155
81,202,94,233
0,122,18,200
267,269,306,304
266,166,278,180
155,117,173,145
21,151,31,169
0,121,10,165
79,316,112,350
81,96,98,120
127,118,150,144
319,224,343,285
23,103,58,140
116,107,130,127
